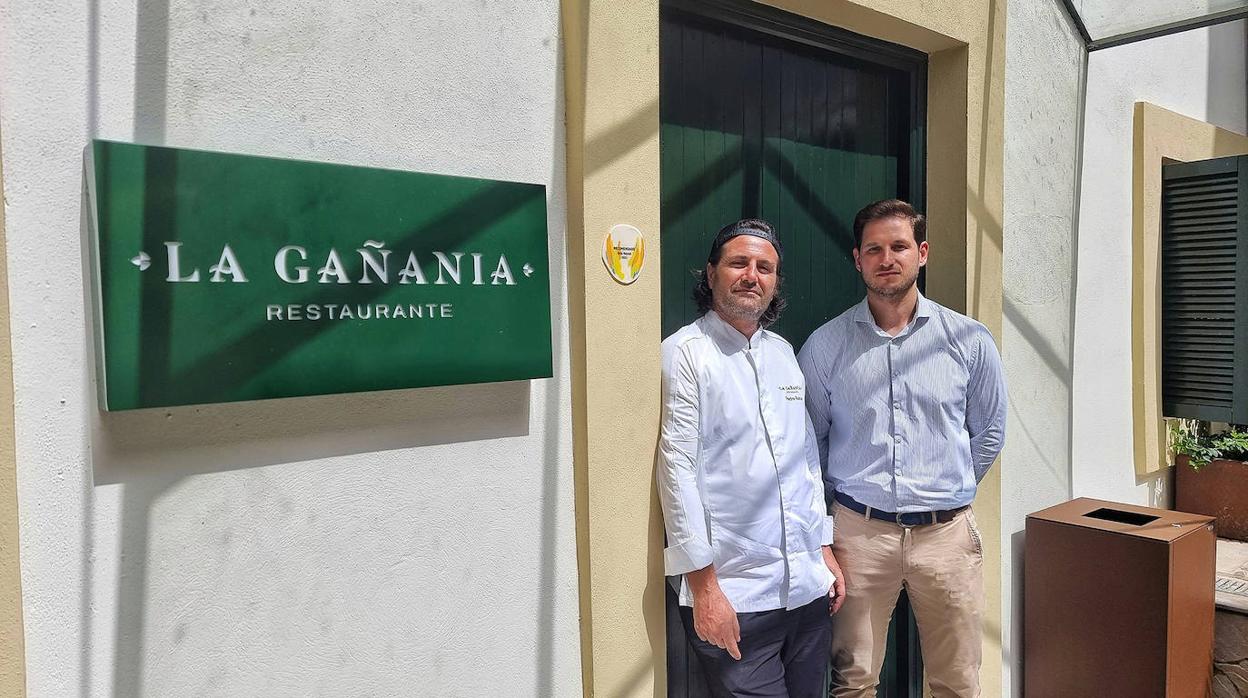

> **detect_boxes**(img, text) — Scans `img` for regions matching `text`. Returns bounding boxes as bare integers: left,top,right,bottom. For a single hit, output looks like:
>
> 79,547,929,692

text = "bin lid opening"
1083,507,1159,526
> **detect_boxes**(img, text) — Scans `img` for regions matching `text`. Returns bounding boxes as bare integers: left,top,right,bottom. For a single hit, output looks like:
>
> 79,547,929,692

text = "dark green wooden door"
659,1,927,696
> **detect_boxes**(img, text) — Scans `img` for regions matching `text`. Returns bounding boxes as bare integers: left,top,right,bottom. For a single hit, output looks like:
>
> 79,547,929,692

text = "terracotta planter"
1176,454,1248,542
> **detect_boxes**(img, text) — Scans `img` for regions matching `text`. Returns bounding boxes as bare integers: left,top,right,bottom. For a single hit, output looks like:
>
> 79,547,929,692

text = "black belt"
833,491,967,527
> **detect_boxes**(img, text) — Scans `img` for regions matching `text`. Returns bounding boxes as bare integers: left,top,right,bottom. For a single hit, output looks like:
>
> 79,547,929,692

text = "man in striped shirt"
797,199,1007,697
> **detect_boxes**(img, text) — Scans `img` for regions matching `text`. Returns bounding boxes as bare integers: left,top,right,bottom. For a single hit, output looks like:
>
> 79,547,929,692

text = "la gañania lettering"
127,240,538,322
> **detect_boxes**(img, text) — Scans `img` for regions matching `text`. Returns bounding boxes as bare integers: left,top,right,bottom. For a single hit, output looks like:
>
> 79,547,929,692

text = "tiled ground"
1215,539,1248,697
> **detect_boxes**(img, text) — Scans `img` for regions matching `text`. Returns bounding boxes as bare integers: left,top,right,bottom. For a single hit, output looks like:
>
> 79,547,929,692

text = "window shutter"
1161,154,1247,423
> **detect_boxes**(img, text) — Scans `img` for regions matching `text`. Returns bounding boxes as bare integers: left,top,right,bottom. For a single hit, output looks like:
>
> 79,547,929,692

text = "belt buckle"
895,511,936,527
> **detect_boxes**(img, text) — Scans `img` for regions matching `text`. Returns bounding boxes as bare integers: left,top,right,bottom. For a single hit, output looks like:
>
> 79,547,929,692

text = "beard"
864,268,919,298
713,288,770,324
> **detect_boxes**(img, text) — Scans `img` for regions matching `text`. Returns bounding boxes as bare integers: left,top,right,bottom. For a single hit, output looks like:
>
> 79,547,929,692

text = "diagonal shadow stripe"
758,140,855,255
660,147,744,230
661,139,857,255
138,146,176,408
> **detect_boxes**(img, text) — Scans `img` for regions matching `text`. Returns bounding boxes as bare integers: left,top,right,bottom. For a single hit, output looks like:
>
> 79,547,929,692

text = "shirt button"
894,436,901,443
893,401,900,408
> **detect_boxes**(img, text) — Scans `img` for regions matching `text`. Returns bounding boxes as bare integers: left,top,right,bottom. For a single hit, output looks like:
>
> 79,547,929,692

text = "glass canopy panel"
1073,0,1248,40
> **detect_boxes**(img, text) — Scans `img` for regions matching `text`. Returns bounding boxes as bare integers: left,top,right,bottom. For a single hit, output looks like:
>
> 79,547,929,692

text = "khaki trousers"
828,501,984,698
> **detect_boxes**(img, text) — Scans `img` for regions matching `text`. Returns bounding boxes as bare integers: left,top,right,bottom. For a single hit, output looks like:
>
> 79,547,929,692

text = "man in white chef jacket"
657,218,846,698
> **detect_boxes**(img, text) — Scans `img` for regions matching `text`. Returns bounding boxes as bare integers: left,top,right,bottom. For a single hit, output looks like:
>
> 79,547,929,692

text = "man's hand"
687,565,742,660
823,546,846,614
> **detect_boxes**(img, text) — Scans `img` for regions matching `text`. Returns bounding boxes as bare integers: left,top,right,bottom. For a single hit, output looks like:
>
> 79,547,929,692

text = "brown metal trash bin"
1024,497,1215,697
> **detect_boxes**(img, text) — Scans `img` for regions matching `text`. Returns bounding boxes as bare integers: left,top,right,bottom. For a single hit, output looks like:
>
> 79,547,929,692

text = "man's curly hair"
692,218,787,328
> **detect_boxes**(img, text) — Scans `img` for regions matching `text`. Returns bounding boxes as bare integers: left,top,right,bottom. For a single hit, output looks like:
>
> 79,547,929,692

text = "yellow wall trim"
562,1,666,695
1131,102,1248,476
565,1,1005,694
0,125,27,697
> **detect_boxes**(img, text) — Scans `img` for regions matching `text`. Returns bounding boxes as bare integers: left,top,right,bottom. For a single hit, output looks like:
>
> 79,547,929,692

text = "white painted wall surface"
1000,2,1084,695
0,1,580,696
1071,21,1247,505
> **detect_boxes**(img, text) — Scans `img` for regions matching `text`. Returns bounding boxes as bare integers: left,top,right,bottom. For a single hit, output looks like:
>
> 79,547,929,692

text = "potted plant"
1170,419,1248,542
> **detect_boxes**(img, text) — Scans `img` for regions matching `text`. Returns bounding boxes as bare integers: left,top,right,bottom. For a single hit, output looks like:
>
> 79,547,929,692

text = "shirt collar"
853,291,933,335
914,292,935,320
701,310,764,351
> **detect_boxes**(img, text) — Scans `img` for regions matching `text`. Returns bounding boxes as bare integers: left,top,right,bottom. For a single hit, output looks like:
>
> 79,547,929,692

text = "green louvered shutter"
1161,155,1248,423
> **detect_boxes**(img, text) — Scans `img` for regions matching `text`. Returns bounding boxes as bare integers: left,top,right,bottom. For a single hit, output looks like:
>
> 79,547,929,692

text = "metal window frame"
1057,0,1248,52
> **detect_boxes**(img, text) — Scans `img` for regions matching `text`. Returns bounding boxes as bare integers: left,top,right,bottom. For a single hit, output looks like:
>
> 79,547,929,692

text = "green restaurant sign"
86,140,553,410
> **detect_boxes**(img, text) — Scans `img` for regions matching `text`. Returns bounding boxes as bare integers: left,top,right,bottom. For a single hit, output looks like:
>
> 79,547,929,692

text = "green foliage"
1212,429,1248,461
1170,419,1248,471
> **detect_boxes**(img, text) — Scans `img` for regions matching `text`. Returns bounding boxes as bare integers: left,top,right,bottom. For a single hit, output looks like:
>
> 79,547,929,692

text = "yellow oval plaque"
603,224,645,285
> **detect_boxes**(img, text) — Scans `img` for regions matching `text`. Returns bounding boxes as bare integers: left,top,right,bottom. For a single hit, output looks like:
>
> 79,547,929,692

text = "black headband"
708,219,782,262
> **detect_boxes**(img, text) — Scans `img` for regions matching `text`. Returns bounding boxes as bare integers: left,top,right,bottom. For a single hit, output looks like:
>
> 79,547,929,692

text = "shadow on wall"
91,382,532,485
79,1,575,697
80,178,538,696
1205,19,1248,135
532,35,570,698
1008,528,1024,685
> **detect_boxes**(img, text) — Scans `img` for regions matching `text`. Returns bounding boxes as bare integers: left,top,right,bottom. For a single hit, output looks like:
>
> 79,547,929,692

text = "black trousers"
679,595,832,698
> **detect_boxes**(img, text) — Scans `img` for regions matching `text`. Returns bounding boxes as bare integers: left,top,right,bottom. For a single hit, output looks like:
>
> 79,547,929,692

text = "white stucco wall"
1000,1,1084,695
1071,20,1248,506
1002,14,1248,697
0,1,580,696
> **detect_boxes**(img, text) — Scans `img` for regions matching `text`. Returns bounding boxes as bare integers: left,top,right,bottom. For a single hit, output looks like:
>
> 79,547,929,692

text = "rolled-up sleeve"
804,411,834,545
796,340,832,473
967,327,1007,481
657,342,713,576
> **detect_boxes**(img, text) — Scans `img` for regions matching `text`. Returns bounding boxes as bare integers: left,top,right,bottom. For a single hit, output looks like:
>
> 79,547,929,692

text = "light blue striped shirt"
796,293,1006,513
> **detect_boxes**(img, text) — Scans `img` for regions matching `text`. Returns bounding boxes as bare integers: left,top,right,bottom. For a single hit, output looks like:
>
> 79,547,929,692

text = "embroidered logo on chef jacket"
779,384,804,402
